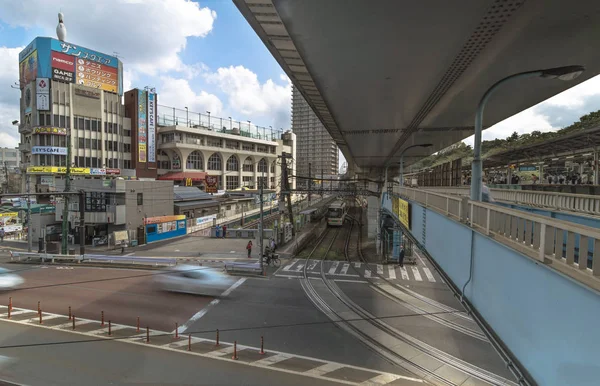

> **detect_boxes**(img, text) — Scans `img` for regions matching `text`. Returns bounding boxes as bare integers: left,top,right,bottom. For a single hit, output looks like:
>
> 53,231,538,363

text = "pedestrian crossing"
277,259,439,283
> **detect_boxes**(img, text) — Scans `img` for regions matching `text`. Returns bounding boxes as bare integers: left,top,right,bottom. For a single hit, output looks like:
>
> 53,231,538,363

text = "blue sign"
519,166,537,172
50,39,118,68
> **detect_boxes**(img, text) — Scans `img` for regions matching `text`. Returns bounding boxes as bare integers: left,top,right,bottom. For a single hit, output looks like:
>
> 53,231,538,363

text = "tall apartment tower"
291,86,338,188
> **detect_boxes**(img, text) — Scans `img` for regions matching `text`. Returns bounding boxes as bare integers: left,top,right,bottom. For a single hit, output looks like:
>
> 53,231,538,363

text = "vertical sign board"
36,78,50,111
147,92,156,162
395,197,411,230
138,89,147,163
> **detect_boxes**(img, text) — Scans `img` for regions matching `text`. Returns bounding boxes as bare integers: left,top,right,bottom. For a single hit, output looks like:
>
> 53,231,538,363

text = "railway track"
299,210,517,386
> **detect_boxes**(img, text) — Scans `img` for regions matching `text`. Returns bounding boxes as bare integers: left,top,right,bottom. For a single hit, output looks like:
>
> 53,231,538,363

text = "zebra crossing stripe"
341,263,349,275
283,263,294,272
295,264,304,272
411,266,423,281
328,262,339,275
365,270,371,278
376,265,383,275
399,266,409,280
423,267,436,282
354,262,361,268
388,266,396,280
308,260,319,270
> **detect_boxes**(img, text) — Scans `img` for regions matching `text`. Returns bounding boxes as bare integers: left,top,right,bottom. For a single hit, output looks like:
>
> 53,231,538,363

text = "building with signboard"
155,117,296,193
0,147,21,193
144,215,187,243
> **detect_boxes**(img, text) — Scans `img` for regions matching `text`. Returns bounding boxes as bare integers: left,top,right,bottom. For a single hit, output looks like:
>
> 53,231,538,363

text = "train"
326,201,347,227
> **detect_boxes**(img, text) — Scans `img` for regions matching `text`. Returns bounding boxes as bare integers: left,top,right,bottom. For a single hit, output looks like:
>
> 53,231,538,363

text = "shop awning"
157,171,207,181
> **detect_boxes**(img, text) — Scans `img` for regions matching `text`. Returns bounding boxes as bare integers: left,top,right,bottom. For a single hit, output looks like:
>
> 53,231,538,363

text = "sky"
1,0,600,165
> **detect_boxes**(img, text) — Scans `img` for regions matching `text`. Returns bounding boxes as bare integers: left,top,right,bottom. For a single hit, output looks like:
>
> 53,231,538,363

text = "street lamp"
206,111,211,129
470,65,585,201
397,144,432,188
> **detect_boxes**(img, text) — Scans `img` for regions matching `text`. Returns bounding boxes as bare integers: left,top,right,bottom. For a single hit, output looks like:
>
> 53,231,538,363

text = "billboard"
51,51,75,72
36,78,50,111
33,127,67,135
138,89,147,162
205,176,218,193
31,146,67,155
394,197,411,230
147,92,156,162
76,58,118,93
19,50,38,88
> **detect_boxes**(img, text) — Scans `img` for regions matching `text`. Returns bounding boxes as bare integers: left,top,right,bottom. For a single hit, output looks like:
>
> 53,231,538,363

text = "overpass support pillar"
367,195,380,244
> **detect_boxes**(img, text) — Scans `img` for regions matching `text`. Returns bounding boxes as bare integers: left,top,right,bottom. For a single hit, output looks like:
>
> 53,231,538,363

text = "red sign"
106,168,120,175
51,51,75,72
205,175,218,193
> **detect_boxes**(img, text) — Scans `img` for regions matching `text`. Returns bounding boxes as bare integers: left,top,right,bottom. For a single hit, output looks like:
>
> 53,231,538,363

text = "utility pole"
79,190,85,255
281,152,295,236
259,171,264,271
26,173,32,252
3,162,8,193
61,134,71,255
308,162,312,204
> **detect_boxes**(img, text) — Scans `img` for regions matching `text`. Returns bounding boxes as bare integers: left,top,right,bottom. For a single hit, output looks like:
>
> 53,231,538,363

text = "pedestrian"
246,241,253,258
398,246,405,268
0,229,4,243
222,225,227,239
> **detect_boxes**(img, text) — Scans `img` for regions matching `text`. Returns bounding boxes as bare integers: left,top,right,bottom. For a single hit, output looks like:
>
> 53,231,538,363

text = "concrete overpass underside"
234,0,600,179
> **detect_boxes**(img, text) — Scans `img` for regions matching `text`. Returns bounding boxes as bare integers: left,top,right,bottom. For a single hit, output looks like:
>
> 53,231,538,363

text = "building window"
137,193,143,206
84,119,90,130
160,160,171,169
85,192,107,212
123,160,131,169
60,115,66,128
257,176,268,189
243,157,254,172
270,177,275,189
271,161,276,173
124,144,131,153
226,155,239,171
257,158,268,173
226,176,239,190
187,151,204,170
242,176,254,188
85,138,91,149
242,143,254,151
207,153,222,171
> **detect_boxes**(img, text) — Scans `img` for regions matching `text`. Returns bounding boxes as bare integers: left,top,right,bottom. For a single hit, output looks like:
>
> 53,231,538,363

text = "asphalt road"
0,263,213,332
0,322,347,386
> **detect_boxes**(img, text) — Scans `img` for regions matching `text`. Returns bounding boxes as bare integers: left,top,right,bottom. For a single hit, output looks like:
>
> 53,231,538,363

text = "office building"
291,86,338,188
0,147,21,193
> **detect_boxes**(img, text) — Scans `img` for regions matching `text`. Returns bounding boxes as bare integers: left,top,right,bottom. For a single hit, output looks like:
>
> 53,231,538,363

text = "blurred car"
0,268,24,290
154,265,236,296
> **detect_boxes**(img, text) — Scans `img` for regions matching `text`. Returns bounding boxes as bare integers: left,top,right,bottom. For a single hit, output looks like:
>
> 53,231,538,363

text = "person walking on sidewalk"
398,246,405,267
0,229,4,243
222,225,227,239
246,240,253,258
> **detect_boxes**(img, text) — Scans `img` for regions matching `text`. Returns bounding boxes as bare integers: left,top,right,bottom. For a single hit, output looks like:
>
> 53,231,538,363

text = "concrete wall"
383,194,600,386
124,180,174,230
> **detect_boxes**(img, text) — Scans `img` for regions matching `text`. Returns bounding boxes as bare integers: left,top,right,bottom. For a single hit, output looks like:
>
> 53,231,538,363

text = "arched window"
270,160,276,173
186,151,203,170
207,153,222,171
257,158,268,173
243,157,254,172
226,155,239,172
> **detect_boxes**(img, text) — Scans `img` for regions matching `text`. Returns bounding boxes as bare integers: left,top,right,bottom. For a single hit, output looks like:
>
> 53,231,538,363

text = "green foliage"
410,109,600,171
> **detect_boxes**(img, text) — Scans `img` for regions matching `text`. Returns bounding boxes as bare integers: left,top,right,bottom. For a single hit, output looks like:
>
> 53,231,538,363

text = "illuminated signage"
26,166,120,176
76,58,118,93
138,89,147,163
147,92,156,162
51,51,75,72
33,127,67,135
31,146,67,155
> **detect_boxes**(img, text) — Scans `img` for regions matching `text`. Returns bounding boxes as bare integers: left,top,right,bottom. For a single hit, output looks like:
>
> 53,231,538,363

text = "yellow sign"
395,198,411,230
27,166,91,175
1,212,18,218
185,178,193,187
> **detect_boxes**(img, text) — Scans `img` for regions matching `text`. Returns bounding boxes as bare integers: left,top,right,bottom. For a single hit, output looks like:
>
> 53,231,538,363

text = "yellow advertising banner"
0,212,18,218
27,166,90,175
396,197,411,230
144,215,186,225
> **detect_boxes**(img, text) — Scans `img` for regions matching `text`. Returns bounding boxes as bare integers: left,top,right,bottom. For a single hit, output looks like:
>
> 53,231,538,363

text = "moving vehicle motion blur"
0,268,24,290
154,265,236,297
327,201,347,227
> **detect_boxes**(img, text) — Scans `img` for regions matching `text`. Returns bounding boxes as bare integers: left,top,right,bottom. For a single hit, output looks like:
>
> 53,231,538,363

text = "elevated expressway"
235,1,600,385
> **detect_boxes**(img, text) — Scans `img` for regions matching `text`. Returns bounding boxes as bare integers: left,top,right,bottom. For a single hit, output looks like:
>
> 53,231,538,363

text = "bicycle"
262,248,281,268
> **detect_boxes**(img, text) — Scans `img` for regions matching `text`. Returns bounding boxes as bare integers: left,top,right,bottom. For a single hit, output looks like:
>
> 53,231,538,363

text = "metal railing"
394,187,600,291
157,104,283,141
421,186,600,217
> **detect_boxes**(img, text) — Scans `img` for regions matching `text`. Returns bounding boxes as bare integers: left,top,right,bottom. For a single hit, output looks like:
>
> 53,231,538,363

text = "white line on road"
388,266,396,280
295,264,305,272
415,250,426,266
411,266,423,281
341,263,349,275
178,299,221,334
124,252,135,256
399,266,409,280
308,260,319,270
423,267,436,282
221,278,247,297
376,265,383,275
364,270,371,278
354,262,361,268
333,279,368,284
328,261,339,275
283,263,295,272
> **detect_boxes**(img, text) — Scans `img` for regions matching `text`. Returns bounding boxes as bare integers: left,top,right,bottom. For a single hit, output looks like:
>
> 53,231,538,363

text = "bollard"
215,329,220,347
137,316,140,333
37,301,40,315
7,306,10,319
39,310,43,324
68,306,72,320
260,336,265,355
146,326,150,343
108,320,112,336
175,322,179,339
8,297,12,311
232,341,238,360
72,315,76,330
101,311,105,326
188,335,191,351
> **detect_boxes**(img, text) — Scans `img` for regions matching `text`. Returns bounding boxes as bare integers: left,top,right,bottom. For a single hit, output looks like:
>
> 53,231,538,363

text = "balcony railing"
394,186,600,292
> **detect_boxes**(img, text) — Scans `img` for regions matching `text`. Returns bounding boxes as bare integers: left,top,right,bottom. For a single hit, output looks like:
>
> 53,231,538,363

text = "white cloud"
0,132,18,148
207,65,291,129
158,77,223,118
0,46,23,147
0,0,217,76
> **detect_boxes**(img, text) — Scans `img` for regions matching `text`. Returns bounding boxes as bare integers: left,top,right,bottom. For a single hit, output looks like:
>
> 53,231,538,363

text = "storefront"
144,215,187,243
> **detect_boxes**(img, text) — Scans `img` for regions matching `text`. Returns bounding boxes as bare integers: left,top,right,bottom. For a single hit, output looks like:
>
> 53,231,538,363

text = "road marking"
333,279,368,284
423,267,436,282
399,266,409,280
364,269,371,278
175,249,180,252
295,264,305,272
253,353,292,366
388,266,396,280
306,362,344,376
341,263,349,275
283,263,295,272
411,266,422,281
376,265,383,275
415,251,426,266
124,252,135,256
308,260,319,270
221,278,247,297
354,262,361,268
328,261,339,275
360,373,407,385
208,345,236,356
178,299,221,334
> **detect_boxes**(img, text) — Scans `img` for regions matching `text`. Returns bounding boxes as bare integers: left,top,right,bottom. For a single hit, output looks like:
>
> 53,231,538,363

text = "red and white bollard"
232,341,238,360
39,310,43,324
101,311,105,326
260,336,265,355
108,320,112,336
188,335,191,351
137,316,140,333
37,301,41,315
68,306,72,320
215,329,220,347
146,326,150,343
72,315,76,330
175,322,179,340
8,297,12,312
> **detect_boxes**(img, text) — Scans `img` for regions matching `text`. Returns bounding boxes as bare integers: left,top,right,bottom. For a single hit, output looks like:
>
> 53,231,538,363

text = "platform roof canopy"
234,0,600,173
